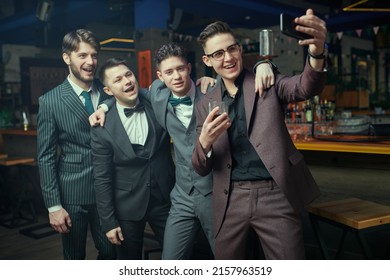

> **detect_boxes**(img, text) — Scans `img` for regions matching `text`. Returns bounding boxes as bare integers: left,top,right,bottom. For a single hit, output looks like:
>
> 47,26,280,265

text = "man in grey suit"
37,29,115,260
150,43,215,259
91,58,175,259
192,9,328,259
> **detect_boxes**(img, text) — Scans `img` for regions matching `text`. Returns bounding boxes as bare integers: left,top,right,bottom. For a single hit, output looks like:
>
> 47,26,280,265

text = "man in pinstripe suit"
37,29,116,260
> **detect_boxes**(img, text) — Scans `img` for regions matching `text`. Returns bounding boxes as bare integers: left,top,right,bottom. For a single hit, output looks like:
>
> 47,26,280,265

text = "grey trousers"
162,185,214,259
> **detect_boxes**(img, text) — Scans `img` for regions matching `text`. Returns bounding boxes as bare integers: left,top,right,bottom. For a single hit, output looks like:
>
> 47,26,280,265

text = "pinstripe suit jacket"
37,78,111,208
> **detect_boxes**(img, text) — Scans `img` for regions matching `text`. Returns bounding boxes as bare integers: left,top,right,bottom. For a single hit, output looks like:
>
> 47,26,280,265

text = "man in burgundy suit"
192,9,328,259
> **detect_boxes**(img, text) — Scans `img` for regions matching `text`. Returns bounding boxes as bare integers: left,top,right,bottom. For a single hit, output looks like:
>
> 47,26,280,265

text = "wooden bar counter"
293,136,390,155
0,127,37,158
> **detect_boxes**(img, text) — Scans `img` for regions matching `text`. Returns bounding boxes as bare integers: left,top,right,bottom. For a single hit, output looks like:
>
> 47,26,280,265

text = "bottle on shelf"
22,112,29,131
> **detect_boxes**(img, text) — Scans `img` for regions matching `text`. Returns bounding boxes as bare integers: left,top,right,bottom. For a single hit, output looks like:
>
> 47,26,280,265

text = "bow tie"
124,104,145,117
168,96,192,107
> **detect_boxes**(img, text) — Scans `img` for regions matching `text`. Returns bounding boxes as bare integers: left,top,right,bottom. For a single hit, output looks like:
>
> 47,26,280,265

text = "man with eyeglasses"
192,9,328,259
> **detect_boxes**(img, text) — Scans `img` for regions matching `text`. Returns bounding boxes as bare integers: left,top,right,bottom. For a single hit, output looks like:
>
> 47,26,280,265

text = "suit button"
224,189,228,195
227,164,231,169
146,183,150,187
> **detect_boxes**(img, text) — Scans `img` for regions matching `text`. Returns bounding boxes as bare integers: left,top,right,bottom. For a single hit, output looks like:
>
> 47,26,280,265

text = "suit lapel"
243,70,258,133
154,85,169,129
143,98,159,154
60,80,90,123
105,105,136,158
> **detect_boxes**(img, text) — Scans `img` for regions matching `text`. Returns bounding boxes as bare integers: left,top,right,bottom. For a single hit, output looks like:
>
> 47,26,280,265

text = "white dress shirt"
170,81,195,129
116,101,149,146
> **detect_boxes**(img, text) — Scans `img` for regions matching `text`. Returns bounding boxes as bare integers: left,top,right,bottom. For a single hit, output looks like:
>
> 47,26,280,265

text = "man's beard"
70,63,95,84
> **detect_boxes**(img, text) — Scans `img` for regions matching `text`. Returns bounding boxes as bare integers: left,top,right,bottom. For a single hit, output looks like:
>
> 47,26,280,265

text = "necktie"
81,91,94,115
168,96,192,107
124,104,145,117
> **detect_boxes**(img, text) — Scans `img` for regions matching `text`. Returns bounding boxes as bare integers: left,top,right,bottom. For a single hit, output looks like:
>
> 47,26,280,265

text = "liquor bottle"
305,100,313,123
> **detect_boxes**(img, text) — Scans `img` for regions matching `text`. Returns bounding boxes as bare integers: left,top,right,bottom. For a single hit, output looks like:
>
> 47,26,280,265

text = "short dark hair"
154,42,188,68
62,29,100,55
198,21,233,48
98,58,128,85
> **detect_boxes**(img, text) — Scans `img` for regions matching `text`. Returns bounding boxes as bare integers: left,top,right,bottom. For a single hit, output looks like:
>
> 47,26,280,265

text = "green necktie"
81,91,94,115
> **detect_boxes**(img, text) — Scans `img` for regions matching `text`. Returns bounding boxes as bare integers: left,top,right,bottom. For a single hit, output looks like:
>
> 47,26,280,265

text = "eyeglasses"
205,43,241,61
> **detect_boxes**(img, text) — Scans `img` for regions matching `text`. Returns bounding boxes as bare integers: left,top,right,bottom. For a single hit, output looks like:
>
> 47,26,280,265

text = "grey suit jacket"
37,78,111,208
150,80,213,196
91,89,175,233
192,61,327,236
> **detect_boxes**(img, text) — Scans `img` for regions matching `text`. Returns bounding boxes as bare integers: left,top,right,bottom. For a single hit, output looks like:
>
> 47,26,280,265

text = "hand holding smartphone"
280,13,313,40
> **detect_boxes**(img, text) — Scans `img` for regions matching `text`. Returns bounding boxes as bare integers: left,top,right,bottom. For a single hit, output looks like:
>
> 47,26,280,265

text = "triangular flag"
373,26,380,35
355,29,363,37
337,32,343,40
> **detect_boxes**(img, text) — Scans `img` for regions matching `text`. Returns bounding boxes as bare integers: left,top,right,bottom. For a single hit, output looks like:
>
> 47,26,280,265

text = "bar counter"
1,128,389,155
0,127,37,137
0,127,37,157
293,136,390,155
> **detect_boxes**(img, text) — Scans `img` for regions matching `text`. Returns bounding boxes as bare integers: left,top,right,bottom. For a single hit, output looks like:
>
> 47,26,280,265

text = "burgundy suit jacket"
192,61,327,237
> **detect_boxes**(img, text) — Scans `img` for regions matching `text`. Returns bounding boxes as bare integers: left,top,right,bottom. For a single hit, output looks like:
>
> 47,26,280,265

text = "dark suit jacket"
91,89,175,233
37,78,111,208
192,61,327,236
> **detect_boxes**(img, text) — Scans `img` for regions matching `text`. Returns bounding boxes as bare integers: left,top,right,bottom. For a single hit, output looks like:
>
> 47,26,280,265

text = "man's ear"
103,86,113,96
156,71,164,82
187,63,192,75
62,53,70,65
202,55,212,67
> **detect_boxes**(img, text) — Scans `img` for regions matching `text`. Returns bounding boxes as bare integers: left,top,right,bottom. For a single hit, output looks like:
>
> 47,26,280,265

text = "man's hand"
255,62,275,97
199,106,231,154
49,208,72,234
294,9,327,70
196,76,218,94
106,227,124,245
89,107,106,127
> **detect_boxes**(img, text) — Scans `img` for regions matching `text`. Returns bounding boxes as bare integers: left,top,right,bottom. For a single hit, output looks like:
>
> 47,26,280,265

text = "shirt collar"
116,99,140,110
67,75,94,96
221,70,245,99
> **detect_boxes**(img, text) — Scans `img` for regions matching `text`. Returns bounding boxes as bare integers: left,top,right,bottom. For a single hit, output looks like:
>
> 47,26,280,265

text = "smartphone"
280,13,313,40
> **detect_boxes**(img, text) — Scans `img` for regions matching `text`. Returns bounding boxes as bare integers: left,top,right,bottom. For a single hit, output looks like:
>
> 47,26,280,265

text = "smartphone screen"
280,13,313,40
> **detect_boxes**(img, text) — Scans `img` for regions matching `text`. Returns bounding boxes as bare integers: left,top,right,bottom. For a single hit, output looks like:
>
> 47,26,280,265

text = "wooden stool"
308,198,390,259
0,156,37,228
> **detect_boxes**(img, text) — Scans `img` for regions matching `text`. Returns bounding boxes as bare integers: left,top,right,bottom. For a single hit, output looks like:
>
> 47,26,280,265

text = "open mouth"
224,63,236,69
124,85,135,92
82,67,94,74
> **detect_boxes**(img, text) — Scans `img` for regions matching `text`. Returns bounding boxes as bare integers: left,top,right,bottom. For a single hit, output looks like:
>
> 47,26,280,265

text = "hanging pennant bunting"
336,32,343,40
355,29,363,37
373,26,380,35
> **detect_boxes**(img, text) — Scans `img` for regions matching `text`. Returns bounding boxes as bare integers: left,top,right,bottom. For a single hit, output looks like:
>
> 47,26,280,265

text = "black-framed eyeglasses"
205,43,241,61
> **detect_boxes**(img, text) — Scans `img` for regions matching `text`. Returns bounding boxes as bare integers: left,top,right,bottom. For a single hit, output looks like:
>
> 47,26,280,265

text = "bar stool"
308,197,390,259
0,156,37,228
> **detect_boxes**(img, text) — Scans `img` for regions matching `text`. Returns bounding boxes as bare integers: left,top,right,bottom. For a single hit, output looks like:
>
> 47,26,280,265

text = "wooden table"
308,198,390,259
0,128,37,157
